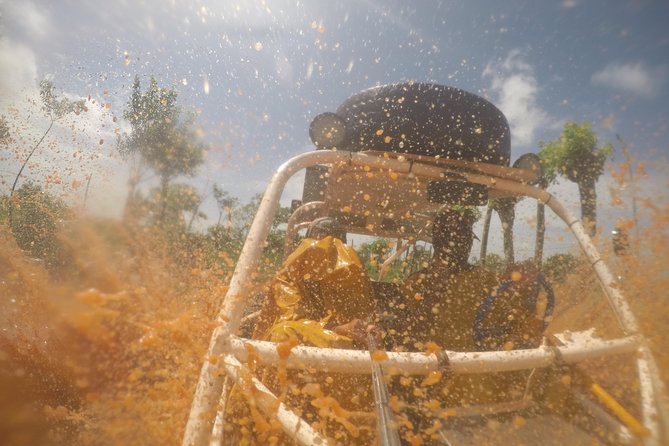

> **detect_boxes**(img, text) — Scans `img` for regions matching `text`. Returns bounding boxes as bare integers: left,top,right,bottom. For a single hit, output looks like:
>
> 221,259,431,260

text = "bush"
542,253,579,282
2,182,72,269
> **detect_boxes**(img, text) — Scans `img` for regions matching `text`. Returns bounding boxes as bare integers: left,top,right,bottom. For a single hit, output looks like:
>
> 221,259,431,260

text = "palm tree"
539,121,612,236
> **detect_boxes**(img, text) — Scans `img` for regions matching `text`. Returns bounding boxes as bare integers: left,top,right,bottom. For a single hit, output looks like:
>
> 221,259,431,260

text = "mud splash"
0,221,228,445
1,167,668,445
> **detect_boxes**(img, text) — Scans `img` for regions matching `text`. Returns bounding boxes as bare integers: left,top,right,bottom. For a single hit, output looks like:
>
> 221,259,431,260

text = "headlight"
309,112,348,149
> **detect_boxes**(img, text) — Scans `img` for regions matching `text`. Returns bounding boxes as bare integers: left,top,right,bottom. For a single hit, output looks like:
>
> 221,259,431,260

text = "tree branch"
8,118,55,226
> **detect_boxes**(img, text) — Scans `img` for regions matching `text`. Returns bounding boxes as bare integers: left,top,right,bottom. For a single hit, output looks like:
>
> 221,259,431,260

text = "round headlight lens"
309,112,347,149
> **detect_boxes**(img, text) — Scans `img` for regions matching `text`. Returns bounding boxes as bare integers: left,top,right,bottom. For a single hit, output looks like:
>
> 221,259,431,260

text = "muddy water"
1,176,668,445
0,222,227,445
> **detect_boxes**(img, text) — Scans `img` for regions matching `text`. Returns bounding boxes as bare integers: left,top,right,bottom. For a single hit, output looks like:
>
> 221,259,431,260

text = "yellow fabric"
266,319,349,348
255,235,376,344
227,236,377,445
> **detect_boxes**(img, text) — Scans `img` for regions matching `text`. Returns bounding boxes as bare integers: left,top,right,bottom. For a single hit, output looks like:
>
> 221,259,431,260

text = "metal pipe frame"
282,201,325,258
226,334,642,375
183,150,667,446
219,355,330,446
378,222,431,281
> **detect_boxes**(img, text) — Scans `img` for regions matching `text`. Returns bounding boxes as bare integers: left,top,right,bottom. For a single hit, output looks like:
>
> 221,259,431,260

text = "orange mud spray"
1,161,668,445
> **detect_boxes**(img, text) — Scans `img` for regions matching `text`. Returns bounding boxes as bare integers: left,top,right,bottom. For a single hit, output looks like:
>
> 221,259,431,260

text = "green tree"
118,76,205,224
476,252,506,273
1,181,71,268
204,192,291,274
205,224,243,269
359,238,392,276
8,81,85,224
401,244,432,278
234,193,263,240
233,193,290,241
539,121,613,235
140,183,205,231
213,184,239,230
542,253,579,282
0,116,10,145
236,194,291,273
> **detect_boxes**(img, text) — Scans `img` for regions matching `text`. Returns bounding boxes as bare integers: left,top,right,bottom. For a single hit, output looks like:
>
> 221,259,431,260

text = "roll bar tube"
183,150,667,446
225,335,642,376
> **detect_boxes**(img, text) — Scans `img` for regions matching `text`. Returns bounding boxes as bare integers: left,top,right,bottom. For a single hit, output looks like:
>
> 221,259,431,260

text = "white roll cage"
182,150,667,446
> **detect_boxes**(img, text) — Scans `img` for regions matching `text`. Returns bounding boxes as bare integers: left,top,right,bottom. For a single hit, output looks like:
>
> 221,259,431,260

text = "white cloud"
483,50,552,148
0,37,127,218
274,51,295,86
591,62,667,97
1,0,51,38
0,38,38,103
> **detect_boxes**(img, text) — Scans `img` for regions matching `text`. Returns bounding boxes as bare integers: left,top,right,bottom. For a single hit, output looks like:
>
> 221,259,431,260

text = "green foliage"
205,224,244,267
449,204,482,222
232,193,290,238
118,76,205,225
476,253,506,273
39,80,87,120
358,239,433,282
201,191,290,275
539,121,613,234
233,193,291,275
119,76,204,179
542,253,579,282
213,184,239,226
10,81,87,204
0,116,10,144
119,77,176,156
6,81,86,258
234,193,264,238
539,121,613,185
113,76,293,273
2,182,71,268
358,238,392,275
399,244,432,277
139,183,205,230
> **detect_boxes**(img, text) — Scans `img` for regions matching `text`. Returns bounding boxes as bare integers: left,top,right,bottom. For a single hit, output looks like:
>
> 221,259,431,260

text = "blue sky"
1,0,667,249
